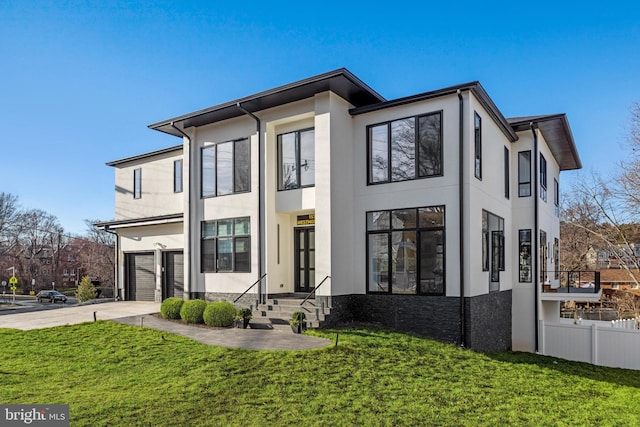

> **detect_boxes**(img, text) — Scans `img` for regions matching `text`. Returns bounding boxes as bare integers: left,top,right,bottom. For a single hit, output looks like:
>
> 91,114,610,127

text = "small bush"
75,276,97,303
180,299,207,324
203,301,237,327
160,297,184,319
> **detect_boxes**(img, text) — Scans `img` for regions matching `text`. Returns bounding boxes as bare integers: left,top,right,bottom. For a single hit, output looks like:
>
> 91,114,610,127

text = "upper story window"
482,210,504,291
540,154,548,202
504,146,510,199
474,112,482,180
554,178,559,217
201,138,250,198
368,112,442,184
133,168,142,199
278,128,314,190
174,159,183,193
518,151,531,197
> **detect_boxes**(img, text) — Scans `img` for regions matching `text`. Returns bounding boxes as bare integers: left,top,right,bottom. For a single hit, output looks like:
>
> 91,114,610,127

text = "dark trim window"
540,230,547,282
504,146,510,199
174,159,183,193
278,128,314,190
519,229,532,282
474,112,482,180
540,154,547,202
554,237,560,279
201,138,250,198
368,112,442,184
201,217,251,273
518,151,531,197
367,206,445,295
482,210,504,291
133,168,141,199
554,178,559,217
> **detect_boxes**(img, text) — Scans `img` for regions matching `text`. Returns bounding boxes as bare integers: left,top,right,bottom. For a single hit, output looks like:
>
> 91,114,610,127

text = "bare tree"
562,102,640,284
77,219,115,289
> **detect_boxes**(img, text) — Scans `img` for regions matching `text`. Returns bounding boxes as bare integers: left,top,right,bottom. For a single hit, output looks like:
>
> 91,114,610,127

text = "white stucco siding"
465,95,513,297
113,149,184,220
187,116,261,295
351,95,462,297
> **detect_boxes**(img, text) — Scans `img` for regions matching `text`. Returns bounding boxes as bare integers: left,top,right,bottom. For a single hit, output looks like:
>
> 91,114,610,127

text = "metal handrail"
542,270,601,294
300,275,330,305
233,273,267,303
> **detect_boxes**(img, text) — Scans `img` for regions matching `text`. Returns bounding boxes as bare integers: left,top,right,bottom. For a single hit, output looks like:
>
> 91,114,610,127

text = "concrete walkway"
0,301,332,351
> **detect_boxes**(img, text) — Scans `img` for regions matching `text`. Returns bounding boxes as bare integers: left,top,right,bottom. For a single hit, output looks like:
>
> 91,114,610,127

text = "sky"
1,1,639,234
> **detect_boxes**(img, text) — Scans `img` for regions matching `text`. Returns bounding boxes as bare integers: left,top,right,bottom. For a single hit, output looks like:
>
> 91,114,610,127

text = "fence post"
591,323,598,365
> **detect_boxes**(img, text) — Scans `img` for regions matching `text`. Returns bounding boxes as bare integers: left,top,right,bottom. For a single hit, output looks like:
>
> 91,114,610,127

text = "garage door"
125,253,155,301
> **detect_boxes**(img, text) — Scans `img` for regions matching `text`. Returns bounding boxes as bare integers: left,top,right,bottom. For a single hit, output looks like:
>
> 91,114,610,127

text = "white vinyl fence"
540,320,640,370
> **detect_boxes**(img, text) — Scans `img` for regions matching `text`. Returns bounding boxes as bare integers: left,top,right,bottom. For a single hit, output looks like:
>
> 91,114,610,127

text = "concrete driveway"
0,301,160,330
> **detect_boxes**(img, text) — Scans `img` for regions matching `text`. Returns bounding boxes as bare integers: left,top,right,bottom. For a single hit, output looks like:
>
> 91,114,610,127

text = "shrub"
203,301,237,327
180,299,207,324
75,276,97,303
160,297,184,319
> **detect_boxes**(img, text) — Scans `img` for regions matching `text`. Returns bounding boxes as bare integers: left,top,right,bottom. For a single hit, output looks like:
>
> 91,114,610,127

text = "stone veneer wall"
319,291,512,353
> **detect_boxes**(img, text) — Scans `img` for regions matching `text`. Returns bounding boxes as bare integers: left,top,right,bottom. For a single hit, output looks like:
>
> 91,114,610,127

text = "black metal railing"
542,270,601,294
300,275,331,306
233,273,267,303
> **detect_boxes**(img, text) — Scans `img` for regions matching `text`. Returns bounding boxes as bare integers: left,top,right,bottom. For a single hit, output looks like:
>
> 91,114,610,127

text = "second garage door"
125,252,156,301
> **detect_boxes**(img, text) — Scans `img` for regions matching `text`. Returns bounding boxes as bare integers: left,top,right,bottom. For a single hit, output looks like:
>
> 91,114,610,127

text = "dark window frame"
366,205,446,296
474,112,482,180
201,138,251,198
519,229,532,282
554,178,560,217
482,210,505,292
366,111,443,185
277,128,315,191
174,159,183,193
133,168,142,199
201,217,251,273
504,146,510,199
518,151,531,197
540,153,548,202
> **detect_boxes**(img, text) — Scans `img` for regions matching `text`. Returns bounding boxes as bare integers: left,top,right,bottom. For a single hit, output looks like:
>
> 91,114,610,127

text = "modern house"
97,68,596,352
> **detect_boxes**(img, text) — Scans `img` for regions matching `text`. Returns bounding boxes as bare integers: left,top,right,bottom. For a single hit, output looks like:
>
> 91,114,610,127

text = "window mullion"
387,124,392,182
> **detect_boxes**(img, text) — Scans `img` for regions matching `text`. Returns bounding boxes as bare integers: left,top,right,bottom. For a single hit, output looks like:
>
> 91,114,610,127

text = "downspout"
103,226,120,301
236,103,263,303
531,123,539,353
457,89,466,347
170,121,192,299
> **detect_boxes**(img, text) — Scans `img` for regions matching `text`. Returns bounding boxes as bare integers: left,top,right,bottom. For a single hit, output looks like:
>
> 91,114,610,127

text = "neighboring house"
97,68,594,353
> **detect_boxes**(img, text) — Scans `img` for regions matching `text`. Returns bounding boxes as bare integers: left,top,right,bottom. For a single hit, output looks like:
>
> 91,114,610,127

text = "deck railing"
542,270,600,294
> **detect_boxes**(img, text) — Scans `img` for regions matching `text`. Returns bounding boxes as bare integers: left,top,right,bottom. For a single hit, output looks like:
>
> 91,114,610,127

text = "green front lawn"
1,322,639,426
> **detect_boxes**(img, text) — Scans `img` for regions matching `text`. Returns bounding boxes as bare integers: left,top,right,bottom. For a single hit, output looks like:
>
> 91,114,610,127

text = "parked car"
36,290,68,303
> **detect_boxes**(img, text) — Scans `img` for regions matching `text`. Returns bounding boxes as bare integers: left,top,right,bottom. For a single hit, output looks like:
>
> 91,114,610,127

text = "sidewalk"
0,301,332,351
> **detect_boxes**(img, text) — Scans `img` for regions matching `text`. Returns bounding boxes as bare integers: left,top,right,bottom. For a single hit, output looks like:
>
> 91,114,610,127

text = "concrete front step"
253,298,330,329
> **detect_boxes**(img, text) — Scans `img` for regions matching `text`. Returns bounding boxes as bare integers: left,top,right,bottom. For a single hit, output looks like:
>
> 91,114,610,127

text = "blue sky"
1,1,639,234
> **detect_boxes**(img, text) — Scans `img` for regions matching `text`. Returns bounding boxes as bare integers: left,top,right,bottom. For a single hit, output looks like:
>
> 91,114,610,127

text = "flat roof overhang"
509,114,582,171
148,68,385,137
94,213,183,230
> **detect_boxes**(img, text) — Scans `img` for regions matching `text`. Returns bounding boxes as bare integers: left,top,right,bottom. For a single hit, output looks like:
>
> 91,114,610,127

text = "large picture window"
278,129,315,190
201,217,251,273
518,151,531,197
368,112,442,184
367,206,445,295
201,138,250,198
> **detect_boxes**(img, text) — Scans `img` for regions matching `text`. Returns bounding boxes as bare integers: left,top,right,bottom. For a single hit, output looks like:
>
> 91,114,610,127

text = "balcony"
541,270,602,302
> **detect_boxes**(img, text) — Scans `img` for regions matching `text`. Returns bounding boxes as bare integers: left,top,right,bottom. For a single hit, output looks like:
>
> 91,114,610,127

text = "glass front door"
295,227,315,293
